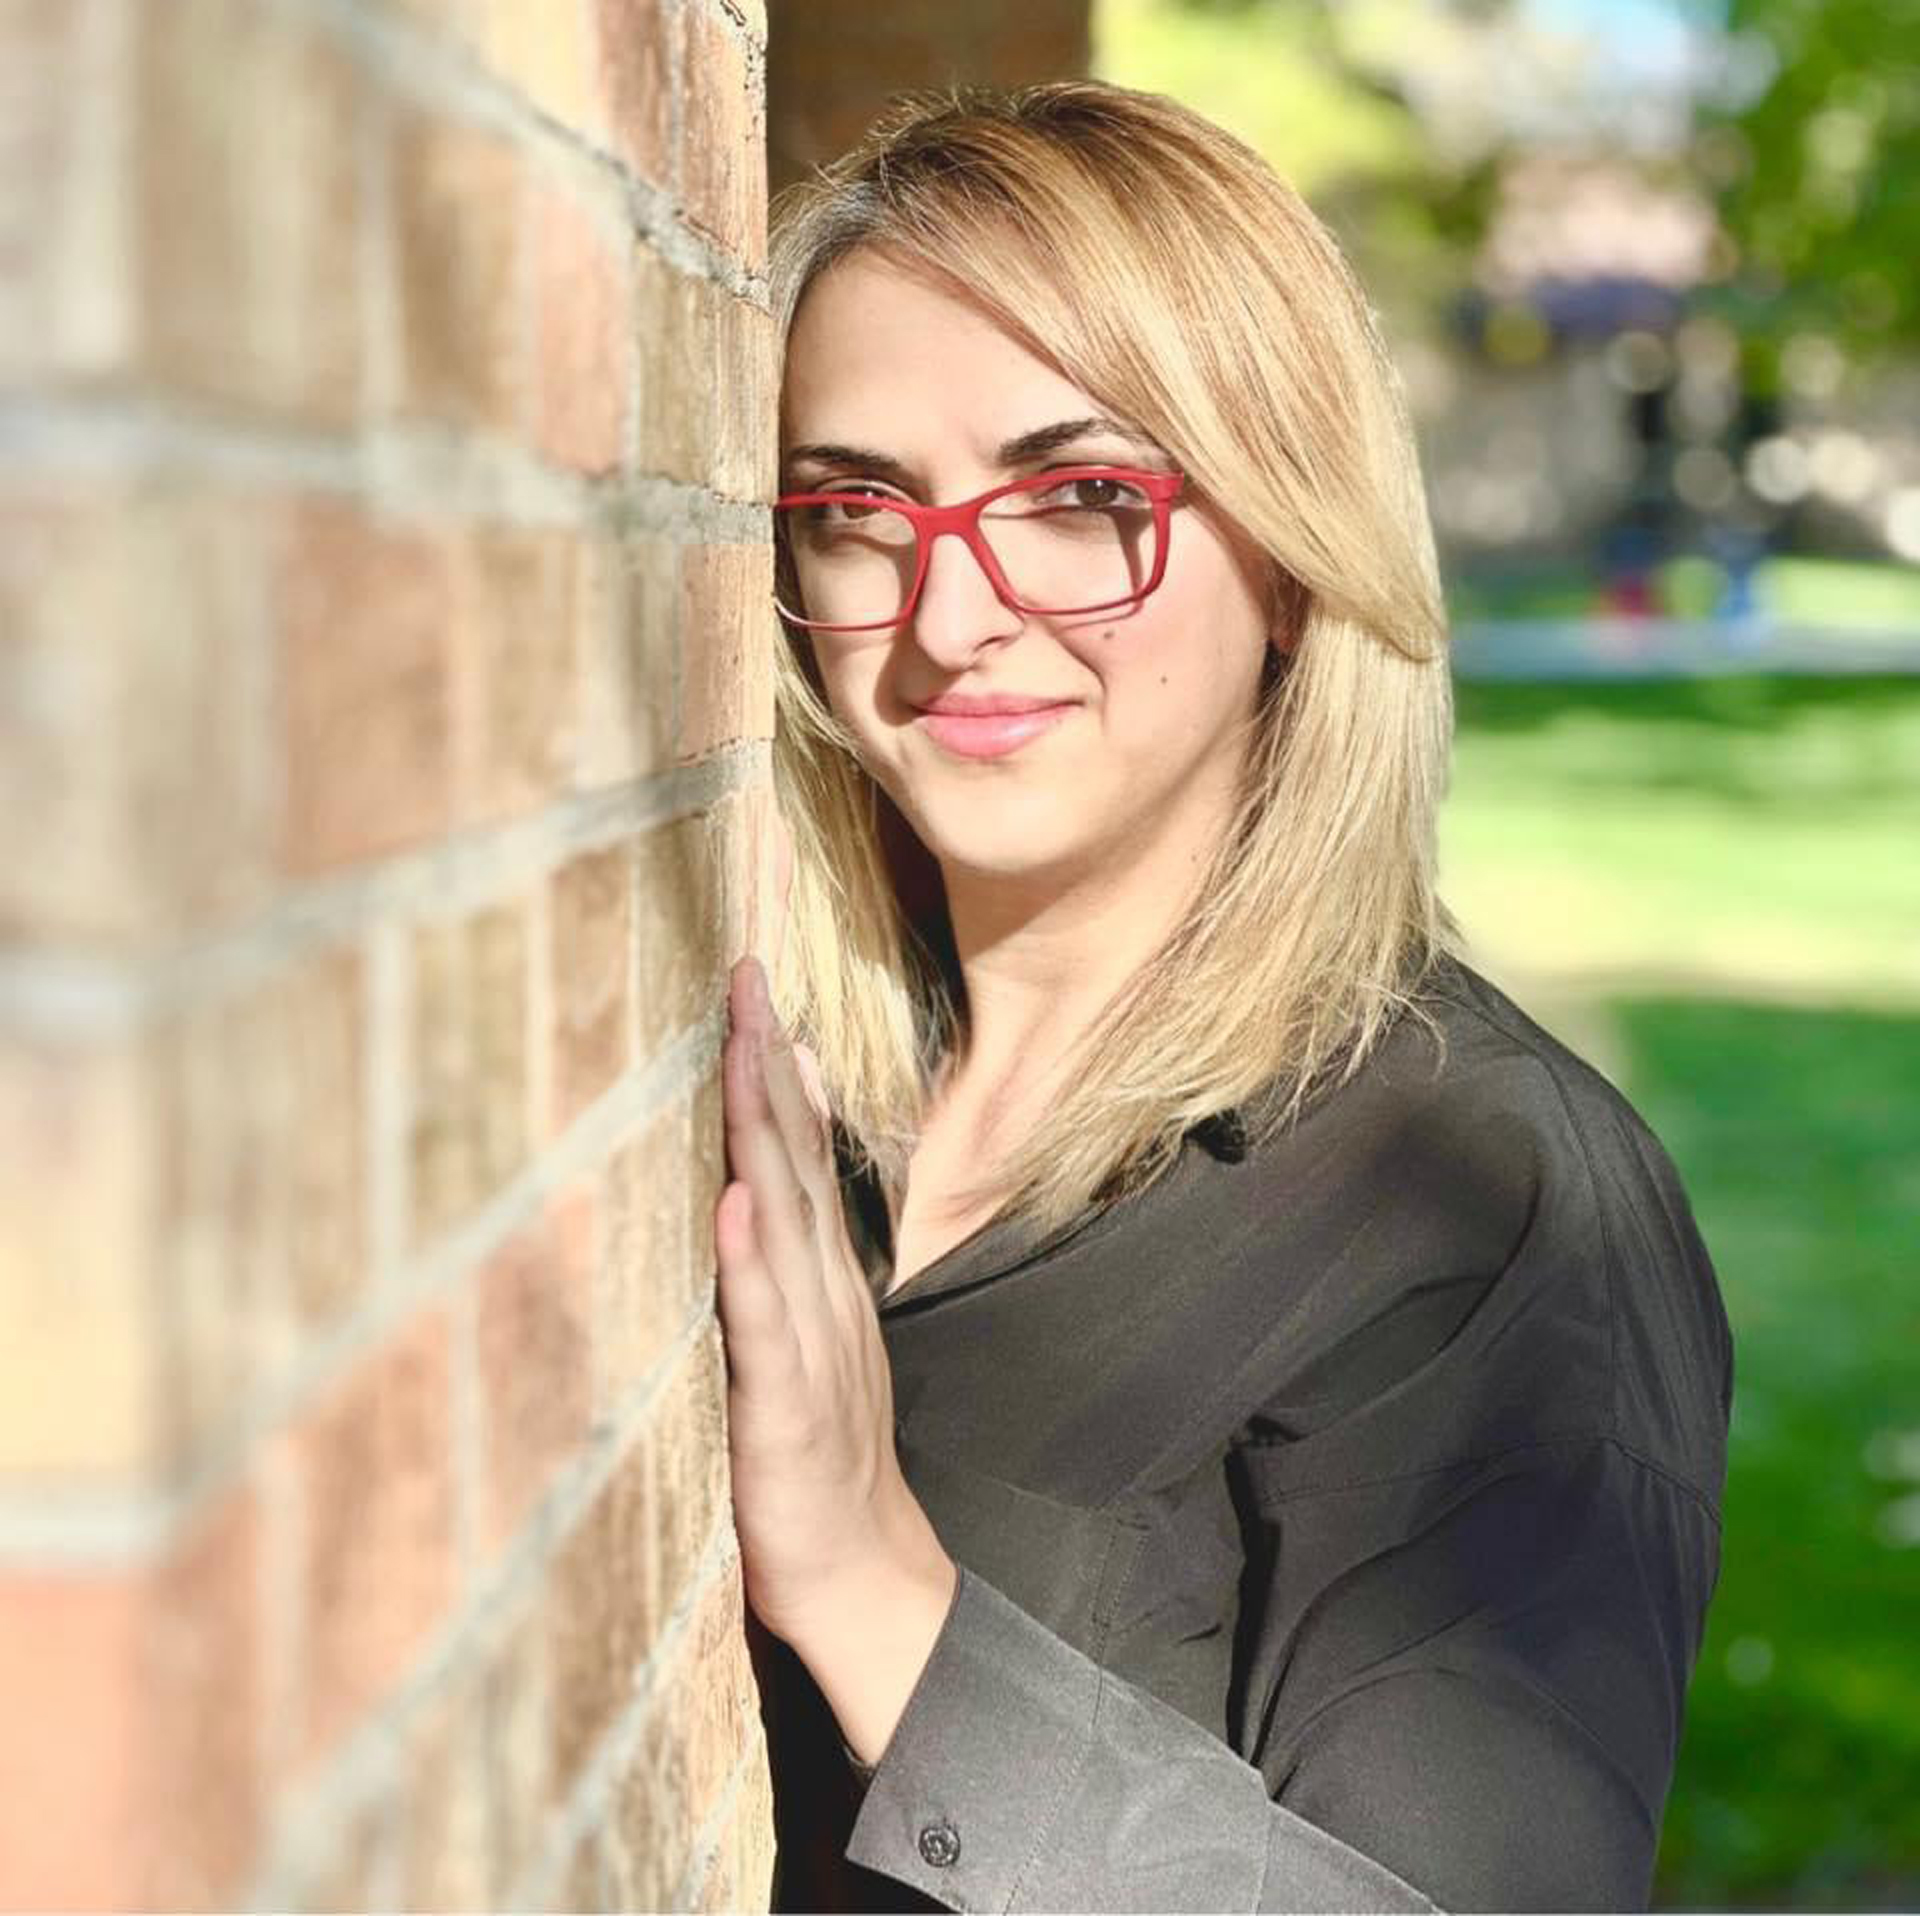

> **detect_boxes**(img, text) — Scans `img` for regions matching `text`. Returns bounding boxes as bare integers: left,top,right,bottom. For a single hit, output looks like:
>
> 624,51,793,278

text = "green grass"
1442,674,1920,1909
1446,555,1920,628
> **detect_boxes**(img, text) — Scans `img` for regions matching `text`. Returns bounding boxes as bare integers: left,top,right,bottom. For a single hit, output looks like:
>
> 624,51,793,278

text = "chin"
918,807,1086,877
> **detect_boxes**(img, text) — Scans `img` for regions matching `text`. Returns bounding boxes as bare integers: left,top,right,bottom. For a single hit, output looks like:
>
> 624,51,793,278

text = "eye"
809,483,902,524
1034,473,1149,512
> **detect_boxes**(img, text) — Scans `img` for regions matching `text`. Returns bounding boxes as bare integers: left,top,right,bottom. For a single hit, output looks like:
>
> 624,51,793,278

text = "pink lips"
912,702,1076,759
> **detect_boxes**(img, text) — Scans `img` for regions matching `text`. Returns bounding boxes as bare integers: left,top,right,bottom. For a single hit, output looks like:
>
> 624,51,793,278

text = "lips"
912,701,1076,760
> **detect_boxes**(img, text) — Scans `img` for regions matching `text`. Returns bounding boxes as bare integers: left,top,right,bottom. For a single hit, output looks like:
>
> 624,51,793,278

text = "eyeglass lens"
774,475,1162,627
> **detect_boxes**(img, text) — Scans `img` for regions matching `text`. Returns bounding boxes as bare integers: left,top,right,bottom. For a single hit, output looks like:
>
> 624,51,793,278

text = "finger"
757,1018,838,1225
712,1179,800,1385
722,984,830,1310
792,1038,831,1131
734,954,836,1214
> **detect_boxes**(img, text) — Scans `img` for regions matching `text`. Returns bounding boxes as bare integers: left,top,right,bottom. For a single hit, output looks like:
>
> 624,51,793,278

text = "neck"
929,774,1237,1133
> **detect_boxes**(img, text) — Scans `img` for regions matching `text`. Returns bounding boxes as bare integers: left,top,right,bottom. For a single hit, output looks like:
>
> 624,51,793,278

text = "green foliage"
1699,0,1920,384
1090,0,1501,332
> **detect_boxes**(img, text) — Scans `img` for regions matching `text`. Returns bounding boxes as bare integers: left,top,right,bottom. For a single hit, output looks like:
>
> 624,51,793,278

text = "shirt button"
917,1819,962,1868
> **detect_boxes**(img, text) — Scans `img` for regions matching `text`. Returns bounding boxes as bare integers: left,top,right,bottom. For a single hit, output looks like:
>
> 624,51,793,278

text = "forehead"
781,250,1103,451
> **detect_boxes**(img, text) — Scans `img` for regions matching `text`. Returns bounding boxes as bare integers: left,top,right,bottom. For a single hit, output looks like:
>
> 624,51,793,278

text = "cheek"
813,653,900,761
1065,593,1208,700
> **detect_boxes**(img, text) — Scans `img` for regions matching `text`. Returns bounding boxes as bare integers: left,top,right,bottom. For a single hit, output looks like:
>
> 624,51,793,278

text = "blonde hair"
767,77,1471,1254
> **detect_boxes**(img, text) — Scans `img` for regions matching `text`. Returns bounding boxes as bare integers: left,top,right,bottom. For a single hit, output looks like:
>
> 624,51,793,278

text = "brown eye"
1041,474,1145,511
816,486,896,524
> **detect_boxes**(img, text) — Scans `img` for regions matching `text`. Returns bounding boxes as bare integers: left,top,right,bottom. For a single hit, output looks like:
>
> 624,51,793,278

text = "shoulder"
1226,951,1733,1504
1258,948,1683,1264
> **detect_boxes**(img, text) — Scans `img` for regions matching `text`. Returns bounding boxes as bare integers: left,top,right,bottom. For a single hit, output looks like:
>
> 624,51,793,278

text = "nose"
906,520,1023,668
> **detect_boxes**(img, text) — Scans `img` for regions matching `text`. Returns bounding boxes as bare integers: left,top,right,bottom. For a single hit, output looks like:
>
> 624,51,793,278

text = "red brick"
0,1486,260,1910
479,1593,554,1892
151,990,281,1467
573,531,675,790
647,1327,732,1612
594,0,673,187
529,177,633,474
633,248,707,484
603,1563,750,1910
716,291,778,501
547,1433,656,1796
710,778,785,977
549,843,634,1129
0,0,133,382
408,899,529,1249
0,483,276,947
402,1680,491,1912
665,1563,759,1840
682,5,766,269
0,1032,160,1479
565,1828,610,1911
689,1054,726,1283
294,1306,459,1761
635,814,719,1059
451,525,582,826
390,111,523,432
694,1734,776,1913
120,486,280,934
677,540,775,760
592,1105,690,1416
281,947,369,1328
137,0,364,426
278,499,454,874
605,1757,682,1914
473,0,596,129
152,946,367,1466
0,490,128,940
387,0,476,40
475,1193,594,1553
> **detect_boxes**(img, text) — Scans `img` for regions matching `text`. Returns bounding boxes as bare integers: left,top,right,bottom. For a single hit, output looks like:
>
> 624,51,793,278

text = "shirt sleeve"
844,1556,1439,1912
844,1430,1720,1913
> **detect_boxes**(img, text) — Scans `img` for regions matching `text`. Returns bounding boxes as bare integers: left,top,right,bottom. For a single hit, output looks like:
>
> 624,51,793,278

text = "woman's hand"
714,811,956,1727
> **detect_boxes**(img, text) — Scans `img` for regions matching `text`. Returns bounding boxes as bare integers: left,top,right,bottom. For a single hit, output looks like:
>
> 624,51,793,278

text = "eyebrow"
781,415,1166,489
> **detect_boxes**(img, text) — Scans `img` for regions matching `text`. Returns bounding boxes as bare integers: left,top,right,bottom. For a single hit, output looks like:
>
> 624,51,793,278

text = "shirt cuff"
843,1559,1436,1913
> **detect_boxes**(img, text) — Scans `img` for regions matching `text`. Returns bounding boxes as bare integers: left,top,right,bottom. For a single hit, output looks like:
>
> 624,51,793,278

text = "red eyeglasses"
772,465,1186,634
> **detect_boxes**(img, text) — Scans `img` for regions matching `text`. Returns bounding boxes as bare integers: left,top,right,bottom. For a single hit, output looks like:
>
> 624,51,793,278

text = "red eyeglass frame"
771,464,1187,633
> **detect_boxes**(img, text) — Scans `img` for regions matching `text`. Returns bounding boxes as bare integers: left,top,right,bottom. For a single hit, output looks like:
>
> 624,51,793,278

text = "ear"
1267,569,1309,655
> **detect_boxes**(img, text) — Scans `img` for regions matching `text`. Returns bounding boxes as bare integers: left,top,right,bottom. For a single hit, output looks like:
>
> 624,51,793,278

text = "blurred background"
776,0,1920,1906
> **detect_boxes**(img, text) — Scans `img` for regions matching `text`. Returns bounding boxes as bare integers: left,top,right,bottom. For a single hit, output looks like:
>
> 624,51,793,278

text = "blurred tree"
1093,0,1507,344
1696,0,1920,394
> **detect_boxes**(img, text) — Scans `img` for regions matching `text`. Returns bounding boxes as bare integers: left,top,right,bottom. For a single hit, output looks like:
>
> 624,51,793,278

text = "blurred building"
768,0,1092,193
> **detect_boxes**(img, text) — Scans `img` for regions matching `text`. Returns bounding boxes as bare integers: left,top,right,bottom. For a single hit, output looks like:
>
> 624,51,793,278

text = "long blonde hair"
767,78,1470,1248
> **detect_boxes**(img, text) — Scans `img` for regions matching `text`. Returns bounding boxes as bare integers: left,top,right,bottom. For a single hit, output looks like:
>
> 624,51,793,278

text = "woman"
715,79,1734,1913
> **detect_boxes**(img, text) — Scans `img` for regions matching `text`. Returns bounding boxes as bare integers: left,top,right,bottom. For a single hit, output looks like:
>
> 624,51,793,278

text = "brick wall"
0,1,777,1908
766,0,1092,191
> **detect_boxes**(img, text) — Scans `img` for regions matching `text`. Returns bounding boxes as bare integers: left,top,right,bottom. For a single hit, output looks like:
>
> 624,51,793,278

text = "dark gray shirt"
760,951,1734,1912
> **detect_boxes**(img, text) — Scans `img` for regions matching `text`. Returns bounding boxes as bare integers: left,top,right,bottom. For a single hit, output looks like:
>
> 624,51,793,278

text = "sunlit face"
780,247,1281,888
